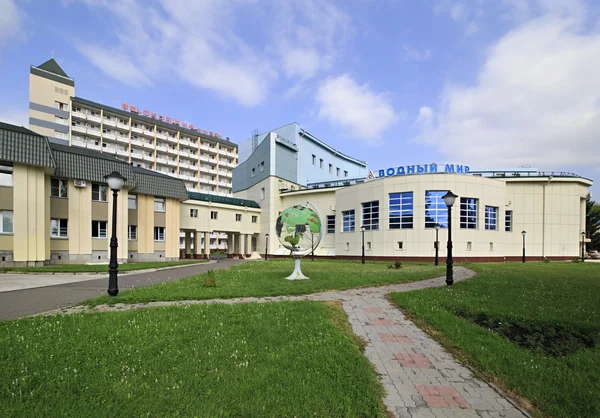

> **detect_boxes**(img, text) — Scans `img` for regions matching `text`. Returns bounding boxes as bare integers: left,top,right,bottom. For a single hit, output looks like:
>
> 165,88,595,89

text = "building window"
329,164,332,173
154,226,165,242
362,201,379,231
0,211,13,234
342,210,355,232
252,215,257,223
319,158,323,169
467,241,472,251
327,215,335,233
389,192,413,229
54,131,68,140
397,241,403,250
154,197,165,212
235,214,242,222
211,211,218,220
92,221,107,239
505,210,512,232
460,198,478,229
55,101,68,110
261,187,265,200
485,206,498,230
312,154,316,165
54,116,68,126
251,168,256,177
50,178,68,198
50,218,67,238
128,195,137,210
92,184,108,202
345,242,349,251
190,209,198,218
0,165,12,187
367,242,372,251
259,161,265,172
336,167,340,177
128,225,137,241
424,191,448,228
344,170,348,177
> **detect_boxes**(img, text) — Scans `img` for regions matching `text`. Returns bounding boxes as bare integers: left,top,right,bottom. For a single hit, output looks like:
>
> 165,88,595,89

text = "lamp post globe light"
434,223,440,266
521,231,526,263
442,191,457,287
104,171,126,297
581,231,586,262
360,225,366,264
265,233,269,261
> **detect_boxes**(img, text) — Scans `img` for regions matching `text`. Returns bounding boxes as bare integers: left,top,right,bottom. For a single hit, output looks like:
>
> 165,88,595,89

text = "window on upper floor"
319,158,323,169
460,198,478,229
342,210,355,232
424,191,448,228
50,178,68,198
485,206,498,231
236,214,242,222
54,116,68,126
312,154,316,165
128,225,137,241
0,164,12,187
259,161,265,172
190,209,198,218
329,164,332,173
252,215,257,223
362,201,379,231
389,192,413,229
505,210,512,232
92,184,108,202
336,167,340,177
128,195,137,210
344,170,348,177
211,211,218,220
327,215,335,233
251,168,256,177
55,101,68,110
154,197,165,212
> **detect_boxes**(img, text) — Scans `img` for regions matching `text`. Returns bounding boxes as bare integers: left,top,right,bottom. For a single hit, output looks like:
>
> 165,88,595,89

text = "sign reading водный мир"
377,163,471,178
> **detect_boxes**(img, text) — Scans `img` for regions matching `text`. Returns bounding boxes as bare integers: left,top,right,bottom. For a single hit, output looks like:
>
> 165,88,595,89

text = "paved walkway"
45,267,528,418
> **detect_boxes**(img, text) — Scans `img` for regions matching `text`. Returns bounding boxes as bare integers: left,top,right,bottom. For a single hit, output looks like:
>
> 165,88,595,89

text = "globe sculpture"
275,201,323,280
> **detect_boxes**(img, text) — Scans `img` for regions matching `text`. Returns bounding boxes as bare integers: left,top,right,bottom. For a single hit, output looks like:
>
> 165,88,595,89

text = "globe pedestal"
285,257,309,280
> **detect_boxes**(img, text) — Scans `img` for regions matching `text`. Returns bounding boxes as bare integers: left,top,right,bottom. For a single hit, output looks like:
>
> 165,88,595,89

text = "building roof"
131,166,189,200
187,192,260,208
72,97,238,149
37,58,69,78
30,58,74,87
0,122,56,169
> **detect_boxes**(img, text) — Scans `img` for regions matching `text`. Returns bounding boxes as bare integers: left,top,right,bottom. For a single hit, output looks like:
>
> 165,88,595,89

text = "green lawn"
84,259,444,305
0,301,386,417
389,263,600,418
0,260,207,274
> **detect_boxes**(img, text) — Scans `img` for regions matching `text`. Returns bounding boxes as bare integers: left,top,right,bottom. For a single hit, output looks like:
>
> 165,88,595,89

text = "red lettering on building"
151,112,156,119
189,124,194,130
121,103,129,110
166,117,172,123
142,110,150,117
158,115,164,121
173,119,180,125
182,122,188,128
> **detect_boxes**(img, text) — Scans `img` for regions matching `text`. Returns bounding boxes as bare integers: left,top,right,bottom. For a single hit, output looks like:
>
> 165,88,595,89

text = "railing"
103,132,116,140
307,177,365,189
103,119,116,127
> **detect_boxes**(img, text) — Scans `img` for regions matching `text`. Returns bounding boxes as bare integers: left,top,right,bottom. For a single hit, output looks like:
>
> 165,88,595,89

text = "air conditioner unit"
74,180,87,188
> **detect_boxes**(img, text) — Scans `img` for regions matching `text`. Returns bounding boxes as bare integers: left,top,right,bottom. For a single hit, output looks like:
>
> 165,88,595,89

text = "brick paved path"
44,267,528,418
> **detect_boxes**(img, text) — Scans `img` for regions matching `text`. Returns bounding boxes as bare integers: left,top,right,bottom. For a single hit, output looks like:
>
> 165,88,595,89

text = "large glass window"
389,192,413,229
50,218,67,238
92,221,107,238
0,211,13,234
92,184,108,202
50,178,68,198
505,210,512,232
485,206,498,230
460,197,477,229
424,191,448,228
362,201,379,231
327,215,335,233
128,225,137,241
0,164,13,187
154,197,165,212
342,210,355,232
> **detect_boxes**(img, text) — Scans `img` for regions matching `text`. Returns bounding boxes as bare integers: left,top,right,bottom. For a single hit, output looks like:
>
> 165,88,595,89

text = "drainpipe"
542,176,553,259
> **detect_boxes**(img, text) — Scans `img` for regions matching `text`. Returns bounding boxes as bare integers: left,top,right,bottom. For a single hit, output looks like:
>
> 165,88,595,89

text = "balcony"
87,128,101,138
208,157,217,164
103,132,116,141
72,110,86,120
116,122,129,131
103,145,117,154
131,152,144,160
116,148,129,157
131,126,143,134
87,143,101,151
219,171,232,178
131,139,143,147
116,135,129,144
72,124,86,134
156,157,167,165
179,149,189,158
156,144,167,153
222,161,236,168
143,154,155,162
71,139,86,148
156,131,167,140
189,140,199,149
179,138,190,147
166,147,178,155
179,160,190,169
166,159,177,166
143,141,154,149
142,130,155,139
205,167,217,175
199,177,211,184
103,118,116,127
87,114,101,124
218,181,230,187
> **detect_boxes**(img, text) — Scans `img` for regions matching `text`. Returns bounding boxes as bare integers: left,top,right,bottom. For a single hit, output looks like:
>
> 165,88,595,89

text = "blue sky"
0,0,599,194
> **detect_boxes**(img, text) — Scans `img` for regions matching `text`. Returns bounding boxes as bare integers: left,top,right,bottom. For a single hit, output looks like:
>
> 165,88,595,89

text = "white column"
194,231,201,259
184,231,191,258
204,231,211,259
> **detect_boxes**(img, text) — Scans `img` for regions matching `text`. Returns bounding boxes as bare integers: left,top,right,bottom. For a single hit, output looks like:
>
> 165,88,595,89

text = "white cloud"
413,15,600,168
66,0,349,106
0,0,24,53
317,74,399,141
402,45,432,61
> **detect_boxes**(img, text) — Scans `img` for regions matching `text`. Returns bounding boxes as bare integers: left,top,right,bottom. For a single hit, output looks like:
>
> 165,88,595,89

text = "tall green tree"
586,200,600,251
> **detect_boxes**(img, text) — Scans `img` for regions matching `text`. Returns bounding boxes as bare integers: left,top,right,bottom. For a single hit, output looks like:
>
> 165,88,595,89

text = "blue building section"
234,122,368,192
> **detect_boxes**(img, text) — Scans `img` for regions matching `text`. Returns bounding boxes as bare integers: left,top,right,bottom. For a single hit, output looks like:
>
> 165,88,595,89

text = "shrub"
388,260,402,269
204,270,217,287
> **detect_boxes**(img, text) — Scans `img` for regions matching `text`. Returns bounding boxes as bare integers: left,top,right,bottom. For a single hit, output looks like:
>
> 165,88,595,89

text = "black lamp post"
443,191,457,286
265,233,269,261
581,231,586,262
521,230,526,263
104,171,126,297
434,223,440,266
360,225,366,264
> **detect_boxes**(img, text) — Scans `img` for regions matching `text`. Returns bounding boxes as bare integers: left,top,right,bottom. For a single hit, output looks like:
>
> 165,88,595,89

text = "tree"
586,200,600,251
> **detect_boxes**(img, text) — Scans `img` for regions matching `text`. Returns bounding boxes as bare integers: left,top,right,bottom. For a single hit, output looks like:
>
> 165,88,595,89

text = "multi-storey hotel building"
28,58,237,196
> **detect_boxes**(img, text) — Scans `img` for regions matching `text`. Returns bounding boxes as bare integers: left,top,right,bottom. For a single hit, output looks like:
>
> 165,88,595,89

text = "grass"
389,263,600,418
0,260,207,274
0,301,386,417
84,259,444,305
